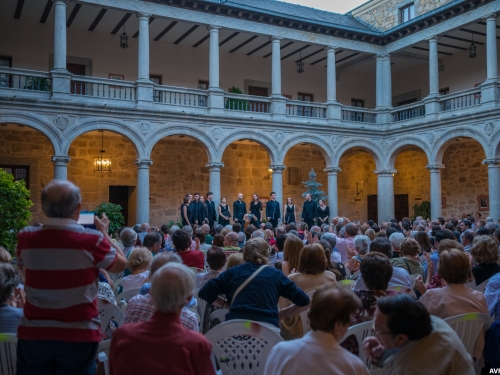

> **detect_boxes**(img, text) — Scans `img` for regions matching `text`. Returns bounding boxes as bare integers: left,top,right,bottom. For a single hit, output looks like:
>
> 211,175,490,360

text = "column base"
271,95,287,120
208,88,225,115
136,80,155,107
326,101,341,121
375,109,392,124
50,70,72,101
424,95,441,118
480,80,500,108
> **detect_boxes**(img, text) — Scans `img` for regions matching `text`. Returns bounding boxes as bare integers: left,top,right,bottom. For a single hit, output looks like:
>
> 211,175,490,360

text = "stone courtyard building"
0,0,499,225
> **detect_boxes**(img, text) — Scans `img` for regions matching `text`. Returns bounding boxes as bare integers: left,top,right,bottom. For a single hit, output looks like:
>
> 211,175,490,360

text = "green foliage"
225,86,250,111
168,219,183,229
0,169,32,255
94,202,125,235
412,200,431,220
302,168,328,202
24,77,52,92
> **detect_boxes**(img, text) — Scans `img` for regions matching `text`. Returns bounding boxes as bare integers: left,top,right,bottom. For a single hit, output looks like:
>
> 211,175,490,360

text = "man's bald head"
224,232,239,246
140,223,150,232
202,224,210,234
41,180,81,219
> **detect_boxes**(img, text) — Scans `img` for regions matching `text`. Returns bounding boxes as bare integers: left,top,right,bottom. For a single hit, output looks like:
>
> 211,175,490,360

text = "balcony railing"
287,100,326,118
71,76,136,100
224,93,271,113
440,88,481,111
0,67,51,92
392,102,425,122
341,106,377,123
154,85,208,107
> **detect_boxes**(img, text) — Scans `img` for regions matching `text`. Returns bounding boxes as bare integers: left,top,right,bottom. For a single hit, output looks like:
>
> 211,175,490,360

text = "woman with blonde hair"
471,235,500,285
282,234,303,276
226,252,244,269
121,247,153,292
199,237,310,333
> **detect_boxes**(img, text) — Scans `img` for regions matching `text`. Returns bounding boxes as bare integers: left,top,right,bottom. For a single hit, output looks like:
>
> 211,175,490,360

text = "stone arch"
385,138,431,169
145,126,217,163
280,135,332,168
492,130,500,159
0,112,62,154
217,131,280,165
332,140,383,170
433,129,490,164
61,118,145,159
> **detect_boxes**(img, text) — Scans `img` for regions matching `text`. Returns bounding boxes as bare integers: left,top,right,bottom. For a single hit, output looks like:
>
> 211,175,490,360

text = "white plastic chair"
113,278,123,295
386,285,417,299
299,290,316,335
209,308,229,325
0,333,17,375
193,288,207,326
205,319,283,375
344,266,351,279
350,270,360,280
444,313,492,359
475,279,489,293
97,298,124,331
96,339,111,375
116,288,141,303
341,321,381,372
339,279,357,290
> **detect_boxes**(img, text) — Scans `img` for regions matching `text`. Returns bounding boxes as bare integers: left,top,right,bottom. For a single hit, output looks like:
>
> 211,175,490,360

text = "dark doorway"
367,195,378,222
67,63,86,94
394,194,409,221
109,186,132,226
248,86,268,97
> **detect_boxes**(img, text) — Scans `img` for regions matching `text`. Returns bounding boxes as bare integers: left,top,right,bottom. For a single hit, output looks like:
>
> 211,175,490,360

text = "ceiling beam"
442,34,484,45
477,21,500,30
393,51,428,61
133,17,155,38
247,40,271,56
310,50,344,65
295,48,323,62
459,28,500,39
13,0,25,20
437,42,467,51
263,41,294,58
412,46,453,56
336,54,373,72
66,4,82,28
39,0,53,24
111,13,131,35
174,24,199,44
230,35,258,53
154,20,178,41
281,45,311,60
192,33,210,47
335,52,359,64
88,8,107,31
219,32,239,46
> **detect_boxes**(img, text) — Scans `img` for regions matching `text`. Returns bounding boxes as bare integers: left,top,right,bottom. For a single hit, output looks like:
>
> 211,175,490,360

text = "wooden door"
248,86,268,97
67,63,86,95
367,195,378,223
394,194,409,221
109,186,130,226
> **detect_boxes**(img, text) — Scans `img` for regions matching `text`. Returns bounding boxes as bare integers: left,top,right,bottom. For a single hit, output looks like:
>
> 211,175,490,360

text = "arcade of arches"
0,124,492,225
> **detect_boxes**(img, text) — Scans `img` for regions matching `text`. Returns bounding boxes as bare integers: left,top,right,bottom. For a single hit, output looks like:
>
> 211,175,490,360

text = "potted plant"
225,86,249,111
94,202,125,235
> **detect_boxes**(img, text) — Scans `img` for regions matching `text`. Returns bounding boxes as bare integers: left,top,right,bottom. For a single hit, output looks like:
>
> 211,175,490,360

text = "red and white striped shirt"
16,218,117,342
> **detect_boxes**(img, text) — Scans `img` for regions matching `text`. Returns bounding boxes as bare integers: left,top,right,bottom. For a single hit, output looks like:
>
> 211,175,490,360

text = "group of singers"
180,192,330,229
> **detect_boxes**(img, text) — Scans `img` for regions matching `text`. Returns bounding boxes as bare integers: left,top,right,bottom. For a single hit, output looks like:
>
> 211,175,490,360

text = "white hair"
252,230,265,239
120,227,138,247
151,263,195,314
170,225,180,235
354,235,371,255
389,232,405,249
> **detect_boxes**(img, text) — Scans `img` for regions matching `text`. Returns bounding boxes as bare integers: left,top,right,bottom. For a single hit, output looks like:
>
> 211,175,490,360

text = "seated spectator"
418,249,488,359
121,247,152,292
237,232,246,248
199,237,310,333
226,252,244,269
124,253,197,331
244,224,256,241
279,244,337,340
143,232,163,257
388,232,405,258
391,238,424,279
363,294,474,374
196,247,226,289
320,232,341,263
0,263,23,334
195,228,211,252
0,246,13,263
471,235,500,286
98,269,116,305
110,263,213,375
174,230,205,269
345,235,370,273
212,233,224,247
275,234,287,262
264,284,369,375
222,232,241,252
484,273,500,370
414,230,432,254
282,234,303,276
318,240,343,281
365,228,375,241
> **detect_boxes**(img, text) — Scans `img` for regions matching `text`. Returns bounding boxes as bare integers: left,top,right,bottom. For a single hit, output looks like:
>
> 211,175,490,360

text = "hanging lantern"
469,33,477,59
296,50,305,73
94,131,111,175
120,25,129,49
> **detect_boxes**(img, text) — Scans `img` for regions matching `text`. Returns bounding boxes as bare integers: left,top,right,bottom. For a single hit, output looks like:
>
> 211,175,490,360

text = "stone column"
375,54,392,123
375,169,396,223
484,159,500,222
426,164,445,219
324,167,341,218
326,46,341,120
271,37,286,118
428,37,439,96
481,14,500,106
206,162,224,206
51,155,70,180
270,165,286,217
207,26,224,113
51,0,71,99
135,159,153,224
136,13,154,105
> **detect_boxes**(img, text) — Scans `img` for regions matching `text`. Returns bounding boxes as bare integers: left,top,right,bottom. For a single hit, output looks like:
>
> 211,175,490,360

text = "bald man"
233,193,247,224
223,232,241,251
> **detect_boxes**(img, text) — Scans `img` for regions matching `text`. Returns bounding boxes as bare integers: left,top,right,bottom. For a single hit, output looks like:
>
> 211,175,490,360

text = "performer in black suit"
189,192,203,225
266,192,281,229
205,191,217,228
301,193,317,230
233,193,247,224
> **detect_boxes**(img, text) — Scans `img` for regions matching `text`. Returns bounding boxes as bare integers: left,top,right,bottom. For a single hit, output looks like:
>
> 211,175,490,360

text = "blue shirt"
485,273,500,321
0,305,23,334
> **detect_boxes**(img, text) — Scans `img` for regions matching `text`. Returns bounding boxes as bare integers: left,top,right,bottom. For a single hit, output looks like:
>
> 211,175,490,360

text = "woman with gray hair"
0,263,24,333
345,235,371,273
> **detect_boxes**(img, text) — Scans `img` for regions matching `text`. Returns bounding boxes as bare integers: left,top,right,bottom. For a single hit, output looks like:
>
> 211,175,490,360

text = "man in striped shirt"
16,180,127,375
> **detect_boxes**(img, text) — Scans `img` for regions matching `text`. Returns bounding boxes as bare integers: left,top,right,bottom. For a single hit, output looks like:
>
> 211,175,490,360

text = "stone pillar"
270,165,286,216
50,0,71,100
206,162,224,206
481,15,500,106
375,54,392,123
207,26,224,113
326,46,341,121
375,169,396,223
484,159,500,223
426,164,445,219
271,37,286,119
135,159,153,224
51,155,70,180
324,167,341,218
136,13,154,105
428,37,439,96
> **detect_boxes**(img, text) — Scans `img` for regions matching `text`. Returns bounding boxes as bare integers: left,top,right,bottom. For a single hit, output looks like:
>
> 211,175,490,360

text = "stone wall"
353,0,456,31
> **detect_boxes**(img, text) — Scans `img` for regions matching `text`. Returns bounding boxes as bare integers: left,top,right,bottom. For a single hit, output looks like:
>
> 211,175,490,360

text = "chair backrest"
339,279,357,290
475,279,489,293
340,321,380,371
205,319,283,375
209,308,229,325
344,266,351,279
0,333,17,375
113,278,123,295
444,313,492,358
350,270,360,280
386,285,417,299
299,290,316,335
97,298,124,331
116,288,141,303
193,288,207,326
96,340,111,375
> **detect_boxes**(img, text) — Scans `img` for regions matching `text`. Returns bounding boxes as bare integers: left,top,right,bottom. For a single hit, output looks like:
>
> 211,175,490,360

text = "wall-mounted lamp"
268,168,273,179
356,181,364,197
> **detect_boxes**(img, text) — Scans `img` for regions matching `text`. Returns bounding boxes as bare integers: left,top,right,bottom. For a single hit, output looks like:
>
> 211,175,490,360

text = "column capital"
208,25,221,32
483,158,500,166
374,169,397,176
426,36,439,43
426,164,445,171
137,13,151,20
51,155,71,163
483,13,497,21
324,167,341,174
52,0,68,5
271,36,283,42
327,46,338,52
376,53,390,60
206,162,224,170
134,159,153,167
269,164,286,171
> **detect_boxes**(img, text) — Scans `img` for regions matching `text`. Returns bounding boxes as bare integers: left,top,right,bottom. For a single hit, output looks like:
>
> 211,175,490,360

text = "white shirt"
121,270,149,292
330,250,341,264
264,330,370,375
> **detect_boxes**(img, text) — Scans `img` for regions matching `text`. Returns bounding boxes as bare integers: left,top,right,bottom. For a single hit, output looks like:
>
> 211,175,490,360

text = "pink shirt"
333,235,355,262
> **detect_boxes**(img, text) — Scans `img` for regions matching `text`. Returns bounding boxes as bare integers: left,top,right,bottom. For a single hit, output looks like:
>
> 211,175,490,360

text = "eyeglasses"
371,322,393,337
